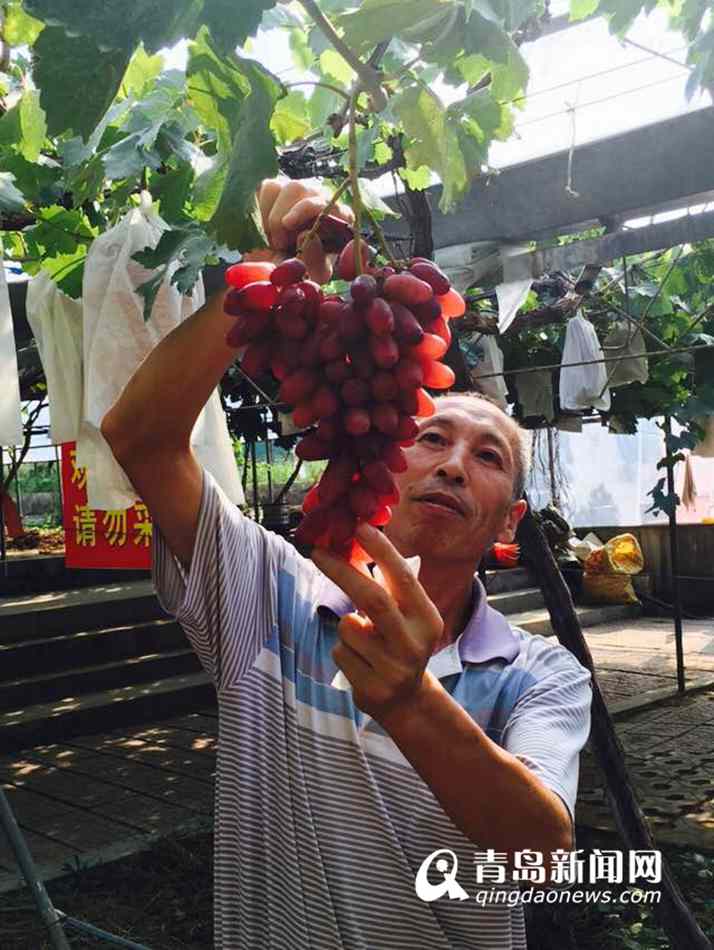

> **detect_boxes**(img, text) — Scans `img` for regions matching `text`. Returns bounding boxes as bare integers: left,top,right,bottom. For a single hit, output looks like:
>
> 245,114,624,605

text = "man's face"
384,397,527,563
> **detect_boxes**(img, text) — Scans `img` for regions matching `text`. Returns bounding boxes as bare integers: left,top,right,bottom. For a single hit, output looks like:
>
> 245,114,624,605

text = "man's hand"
245,177,353,285
310,522,444,724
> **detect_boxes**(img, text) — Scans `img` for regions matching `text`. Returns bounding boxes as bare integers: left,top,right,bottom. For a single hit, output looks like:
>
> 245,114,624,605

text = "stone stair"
0,566,640,753
0,580,211,752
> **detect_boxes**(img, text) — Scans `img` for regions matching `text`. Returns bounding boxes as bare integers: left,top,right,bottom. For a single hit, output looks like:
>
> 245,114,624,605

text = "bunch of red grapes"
223,228,465,566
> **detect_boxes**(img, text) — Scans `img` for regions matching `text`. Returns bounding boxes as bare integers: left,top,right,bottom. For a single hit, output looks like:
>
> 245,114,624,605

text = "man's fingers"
257,178,283,235
354,523,438,624
299,232,331,284
268,180,323,250
311,547,404,640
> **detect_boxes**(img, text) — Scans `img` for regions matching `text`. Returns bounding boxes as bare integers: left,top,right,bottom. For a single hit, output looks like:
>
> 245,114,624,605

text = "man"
102,178,592,949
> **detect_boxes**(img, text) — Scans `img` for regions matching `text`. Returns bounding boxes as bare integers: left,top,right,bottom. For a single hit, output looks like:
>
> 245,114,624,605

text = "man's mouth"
414,492,466,516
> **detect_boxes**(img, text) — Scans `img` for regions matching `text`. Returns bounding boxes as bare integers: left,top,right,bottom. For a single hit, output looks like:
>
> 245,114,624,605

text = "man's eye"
420,432,444,444
478,450,502,465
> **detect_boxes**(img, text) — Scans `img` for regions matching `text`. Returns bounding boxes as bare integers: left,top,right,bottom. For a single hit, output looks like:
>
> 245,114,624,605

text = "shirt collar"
316,571,521,674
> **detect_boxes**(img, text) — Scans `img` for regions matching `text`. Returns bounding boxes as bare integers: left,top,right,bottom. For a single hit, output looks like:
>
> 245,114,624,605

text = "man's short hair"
432,391,530,501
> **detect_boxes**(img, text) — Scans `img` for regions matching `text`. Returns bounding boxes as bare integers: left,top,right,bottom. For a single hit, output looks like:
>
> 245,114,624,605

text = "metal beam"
385,107,714,247
522,208,714,277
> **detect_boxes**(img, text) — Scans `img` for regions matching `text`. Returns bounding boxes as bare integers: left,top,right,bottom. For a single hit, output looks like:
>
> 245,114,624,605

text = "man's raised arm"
101,178,352,569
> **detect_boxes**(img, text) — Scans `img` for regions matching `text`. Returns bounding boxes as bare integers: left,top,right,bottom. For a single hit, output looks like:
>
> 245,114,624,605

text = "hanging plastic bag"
460,331,508,408
559,312,611,412
515,369,554,422
25,272,84,444
0,265,23,446
602,320,648,387
495,244,532,333
79,192,242,509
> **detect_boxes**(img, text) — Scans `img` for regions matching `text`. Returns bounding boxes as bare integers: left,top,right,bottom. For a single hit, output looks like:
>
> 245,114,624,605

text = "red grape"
405,332,448,361
372,403,399,436
383,273,434,307
319,331,345,362
436,287,466,318
369,505,391,526
336,239,369,281
338,302,365,342
318,455,358,506
241,341,272,378
279,368,319,405
369,334,400,369
316,416,341,442
396,415,419,442
362,460,396,495
409,261,450,295
293,402,319,429
341,378,370,406
302,483,321,513
226,317,251,348
371,371,399,402
383,442,408,473
226,261,274,289
329,507,357,547
294,506,332,547
312,385,340,418
365,298,395,336
236,280,279,310
412,297,442,325
347,344,376,379
351,274,377,307
276,310,308,340
395,358,424,391
319,299,344,325
344,408,371,436
271,257,306,287
296,432,334,460
349,482,379,520
416,387,436,417
297,280,322,319
325,359,352,385
422,359,455,389
424,315,452,347
391,302,424,345
278,285,306,318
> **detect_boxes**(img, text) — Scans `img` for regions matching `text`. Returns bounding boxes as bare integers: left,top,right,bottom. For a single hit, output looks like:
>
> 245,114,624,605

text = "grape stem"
298,177,350,253
285,80,350,102
362,205,398,269
348,94,364,277
298,0,387,111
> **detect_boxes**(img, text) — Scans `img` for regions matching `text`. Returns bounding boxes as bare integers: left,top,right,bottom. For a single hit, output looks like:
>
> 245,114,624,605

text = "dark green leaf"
0,172,26,213
119,46,165,99
2,154,61,206
103,132,162,180
133,225,218,318
208,58,283,250
338,0,451,53
187,27,251,151
201,0,277,56
25,0,203,55
150,163,194,223
33,27,132,141
135,269,167,322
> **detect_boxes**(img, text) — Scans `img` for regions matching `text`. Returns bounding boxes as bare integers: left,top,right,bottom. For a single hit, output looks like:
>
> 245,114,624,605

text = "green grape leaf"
33,27,132,141
187,27,251,151
337,0,451,53
66,155,107,205
0,89,46,162
3,1,44,45
289,27,316,72
133,226,218,319
192,155,229,222
103,132,161,180
201,0,277,56
150,163,194,223
569,0,599,20
271,90,311,145
24,0,202,55
490,39,529,101
319,49,355,86
208,58,283,250
120,46,166,99
0,172,26,213
399,165,432,190
2,154,61,206
393,83,467,212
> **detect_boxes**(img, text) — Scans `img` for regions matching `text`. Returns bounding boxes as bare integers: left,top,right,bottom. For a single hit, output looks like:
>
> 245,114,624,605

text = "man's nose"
435,446,469,485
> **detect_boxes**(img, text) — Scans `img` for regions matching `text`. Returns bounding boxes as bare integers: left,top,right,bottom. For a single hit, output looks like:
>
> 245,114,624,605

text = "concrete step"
483,568,534,594
0,618,186,680
0,580,167,643
487,587,544,616
0,649,202,712
0,671,214,754
509,603,642,638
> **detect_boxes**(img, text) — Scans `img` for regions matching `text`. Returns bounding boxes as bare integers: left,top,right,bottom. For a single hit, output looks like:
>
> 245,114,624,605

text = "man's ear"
496,499,527,543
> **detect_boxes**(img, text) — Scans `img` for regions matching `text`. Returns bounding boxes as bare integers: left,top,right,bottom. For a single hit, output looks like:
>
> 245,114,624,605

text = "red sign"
61,442,153,570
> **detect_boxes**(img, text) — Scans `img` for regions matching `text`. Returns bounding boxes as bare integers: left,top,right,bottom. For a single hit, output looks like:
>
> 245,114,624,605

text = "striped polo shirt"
153,468,593,950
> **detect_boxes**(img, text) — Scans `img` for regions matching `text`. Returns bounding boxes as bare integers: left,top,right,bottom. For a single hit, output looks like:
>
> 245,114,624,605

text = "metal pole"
663,415,686,693
58,911,151,949
0,789,72,950
265,414,273,504
54,444,62,527
546,426,559,508
0,445,7,580
251,440,259,520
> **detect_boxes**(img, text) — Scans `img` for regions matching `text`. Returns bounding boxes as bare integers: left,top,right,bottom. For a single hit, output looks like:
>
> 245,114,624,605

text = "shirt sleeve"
500,649,592,855
151,465,320,690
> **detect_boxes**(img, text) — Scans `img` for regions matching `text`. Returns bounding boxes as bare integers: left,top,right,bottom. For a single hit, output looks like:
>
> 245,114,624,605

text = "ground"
1,827,712,949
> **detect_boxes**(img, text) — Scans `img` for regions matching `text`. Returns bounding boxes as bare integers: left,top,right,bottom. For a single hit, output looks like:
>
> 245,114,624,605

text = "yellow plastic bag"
584,533,643,576
582,533,644,605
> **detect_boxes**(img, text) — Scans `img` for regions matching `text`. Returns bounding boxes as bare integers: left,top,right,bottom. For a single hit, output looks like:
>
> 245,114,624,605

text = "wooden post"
517,501,712,950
